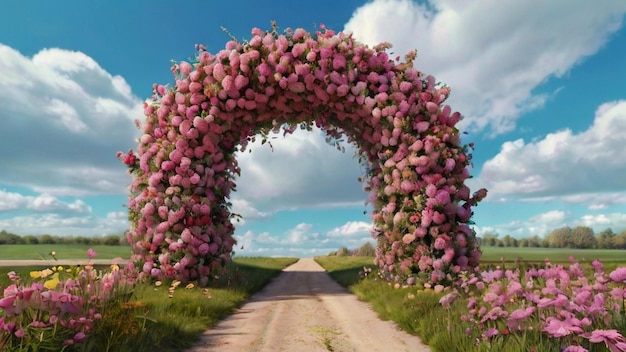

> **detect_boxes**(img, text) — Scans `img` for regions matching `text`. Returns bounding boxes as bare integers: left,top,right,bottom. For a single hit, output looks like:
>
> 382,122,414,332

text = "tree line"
0,230,126,246
329,242,377,257
481,226,626,249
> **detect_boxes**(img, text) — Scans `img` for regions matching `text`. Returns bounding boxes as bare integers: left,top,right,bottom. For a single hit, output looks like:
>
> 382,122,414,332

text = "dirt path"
188,258,431,352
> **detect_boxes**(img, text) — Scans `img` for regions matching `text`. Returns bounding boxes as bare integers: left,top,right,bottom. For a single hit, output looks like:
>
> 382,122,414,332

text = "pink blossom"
609,267,626,283
543,316,583,338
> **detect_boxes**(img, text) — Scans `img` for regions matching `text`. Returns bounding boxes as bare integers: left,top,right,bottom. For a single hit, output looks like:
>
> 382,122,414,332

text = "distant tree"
596,228,616,249
501,234,519,247
22,235,39,244
519,238,530,247
527,235,542,248
482,232,499,247
547,227,572,248
336,246,349,257
614,230,626,249
0,230,25,244
569,226,596,249
39,234,55,244
355,242,376,257
103,235,121,246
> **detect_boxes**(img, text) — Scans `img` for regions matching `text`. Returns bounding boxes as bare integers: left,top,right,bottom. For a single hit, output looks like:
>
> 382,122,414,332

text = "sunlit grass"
0,244,132,260
315,249,626,352
0,256,298,351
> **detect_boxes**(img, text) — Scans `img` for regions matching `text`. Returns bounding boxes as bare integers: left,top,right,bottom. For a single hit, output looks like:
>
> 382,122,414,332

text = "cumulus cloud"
0,212,128,237
344,0,626,135
474,208,626,239
0,45,142,196
327,221,372,237
232,127,368,213
234,220,375,257
478,100,626,199
0,189,91,214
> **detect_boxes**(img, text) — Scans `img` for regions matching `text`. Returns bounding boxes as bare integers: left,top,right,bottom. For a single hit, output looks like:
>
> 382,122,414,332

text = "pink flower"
438,291,458,309
543,316,583,338
87,248,97,259
582,329,626,352
609,267,626,283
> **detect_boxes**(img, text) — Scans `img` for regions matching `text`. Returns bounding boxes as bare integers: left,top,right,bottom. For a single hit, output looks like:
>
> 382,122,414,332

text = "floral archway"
119,24,486,287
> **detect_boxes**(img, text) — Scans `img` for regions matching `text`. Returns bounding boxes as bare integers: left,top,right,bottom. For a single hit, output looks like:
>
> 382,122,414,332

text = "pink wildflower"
543,316,583,338
609,267,626,283
582,329,626,352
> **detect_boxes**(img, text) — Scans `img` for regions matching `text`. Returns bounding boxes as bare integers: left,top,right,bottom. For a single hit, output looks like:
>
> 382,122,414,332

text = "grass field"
0,244,132,260
480,246,626,264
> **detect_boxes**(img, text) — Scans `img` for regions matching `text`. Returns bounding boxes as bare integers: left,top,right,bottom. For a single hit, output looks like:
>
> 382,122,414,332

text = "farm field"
0,244,132,260
480,246,626,264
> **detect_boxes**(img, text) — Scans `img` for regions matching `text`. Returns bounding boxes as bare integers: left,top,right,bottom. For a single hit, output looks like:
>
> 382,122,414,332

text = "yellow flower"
30,271,41,279
110,264,120,271
185,283,195,289
44,273,60,289
30,268,54,279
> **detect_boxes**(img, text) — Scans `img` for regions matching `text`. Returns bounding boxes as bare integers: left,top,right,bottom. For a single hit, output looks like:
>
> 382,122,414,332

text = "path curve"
188,258,431,352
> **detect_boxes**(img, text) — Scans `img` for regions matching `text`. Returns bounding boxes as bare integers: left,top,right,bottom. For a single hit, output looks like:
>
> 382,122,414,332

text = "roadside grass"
0,244,132,260
315,248,626,352
0,256,298,351
314,256,376,286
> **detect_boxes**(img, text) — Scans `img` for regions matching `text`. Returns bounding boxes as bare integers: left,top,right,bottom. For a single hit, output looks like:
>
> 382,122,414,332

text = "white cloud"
528,210,567,226
232,127,367,213
327,221,372,237
0,44,142,196
234,221,374,257
478,100,626,199
344,0,626,135
474,209,626,239
0,213,127,237
0,189,91,214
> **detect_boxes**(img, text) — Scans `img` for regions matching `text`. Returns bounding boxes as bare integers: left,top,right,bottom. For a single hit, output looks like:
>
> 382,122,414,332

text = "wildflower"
483,327,499,339
542,316,583,338
581,329,626,352
506,306,535,331
87,248,97,259
563,346,589,352
439,291,458,309
609,267,626,283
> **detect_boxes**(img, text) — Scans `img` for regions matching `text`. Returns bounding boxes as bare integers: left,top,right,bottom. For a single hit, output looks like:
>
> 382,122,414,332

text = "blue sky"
1,1,625,257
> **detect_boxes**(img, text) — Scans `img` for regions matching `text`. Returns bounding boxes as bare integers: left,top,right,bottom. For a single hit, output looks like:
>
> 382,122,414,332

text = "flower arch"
119,24,487,286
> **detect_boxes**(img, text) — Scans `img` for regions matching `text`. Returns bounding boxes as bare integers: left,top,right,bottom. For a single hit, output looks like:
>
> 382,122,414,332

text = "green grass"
314,256,375,286
315,249,626,352
481,246,626,264
0,256,298,352
0,244,132,260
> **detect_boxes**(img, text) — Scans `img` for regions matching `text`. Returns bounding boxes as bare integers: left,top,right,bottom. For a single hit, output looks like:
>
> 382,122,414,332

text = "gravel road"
188,258,431,352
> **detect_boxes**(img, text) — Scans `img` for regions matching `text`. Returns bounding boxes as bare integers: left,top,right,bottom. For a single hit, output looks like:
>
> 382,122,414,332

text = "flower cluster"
440,257,626,351
120,23,485,286
0,250,137,350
